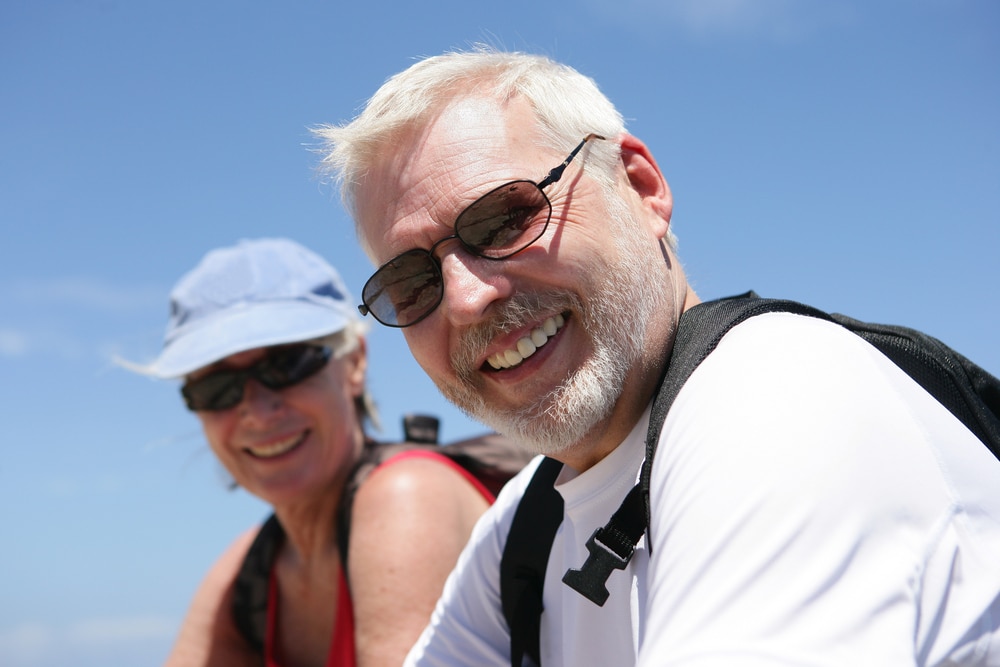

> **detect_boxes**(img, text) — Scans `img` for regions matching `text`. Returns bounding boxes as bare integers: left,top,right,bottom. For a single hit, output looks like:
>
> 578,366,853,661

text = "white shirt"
406,313,1000,666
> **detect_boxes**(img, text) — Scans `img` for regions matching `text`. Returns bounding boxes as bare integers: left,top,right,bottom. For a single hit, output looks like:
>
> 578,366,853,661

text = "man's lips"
485,313,566,370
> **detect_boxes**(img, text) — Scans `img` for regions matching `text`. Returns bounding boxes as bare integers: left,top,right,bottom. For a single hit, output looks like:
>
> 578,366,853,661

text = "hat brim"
138,301,353,379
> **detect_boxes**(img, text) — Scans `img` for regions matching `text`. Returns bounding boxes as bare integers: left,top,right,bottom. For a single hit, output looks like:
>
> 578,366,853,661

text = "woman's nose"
238,379,282,419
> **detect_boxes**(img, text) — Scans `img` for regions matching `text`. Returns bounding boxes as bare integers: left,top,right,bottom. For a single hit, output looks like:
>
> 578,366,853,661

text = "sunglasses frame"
359,133,606,327
181,344,332,412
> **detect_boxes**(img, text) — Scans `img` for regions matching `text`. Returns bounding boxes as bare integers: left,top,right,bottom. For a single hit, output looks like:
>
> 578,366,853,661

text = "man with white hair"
315,49,1000,666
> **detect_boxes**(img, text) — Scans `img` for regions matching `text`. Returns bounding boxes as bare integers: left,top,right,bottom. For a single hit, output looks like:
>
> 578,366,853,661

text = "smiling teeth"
248,433,303,458
487,314,565,370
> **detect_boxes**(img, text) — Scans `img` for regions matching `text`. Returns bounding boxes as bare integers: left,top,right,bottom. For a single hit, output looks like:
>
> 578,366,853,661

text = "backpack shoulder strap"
637,293,829,531
437,431,537,498
828,313,1000,459
569,291,1000,609
562,292,822,605
231,513,285,654
500,456,564,667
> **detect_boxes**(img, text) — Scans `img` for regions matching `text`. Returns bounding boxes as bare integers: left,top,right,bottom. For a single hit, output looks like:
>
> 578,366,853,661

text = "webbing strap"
565,293,826,604
501,457,564,667
562,484,644,605
638,294,826,548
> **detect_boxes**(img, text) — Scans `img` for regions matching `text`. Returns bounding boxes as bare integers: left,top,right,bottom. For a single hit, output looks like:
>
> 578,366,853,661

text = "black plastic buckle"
561,528,634,606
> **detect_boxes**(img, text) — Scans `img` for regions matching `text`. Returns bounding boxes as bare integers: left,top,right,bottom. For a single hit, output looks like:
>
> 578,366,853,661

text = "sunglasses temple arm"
536,133,606,190
537,165,567,190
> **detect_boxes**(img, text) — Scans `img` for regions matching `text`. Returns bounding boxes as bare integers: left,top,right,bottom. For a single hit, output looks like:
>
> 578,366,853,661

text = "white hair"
310,318,381,432
312,46,633,252
312,317,367,359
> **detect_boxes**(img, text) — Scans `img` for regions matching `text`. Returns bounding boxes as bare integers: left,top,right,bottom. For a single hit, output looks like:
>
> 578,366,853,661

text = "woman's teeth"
247,432,304,458
487,314,565,370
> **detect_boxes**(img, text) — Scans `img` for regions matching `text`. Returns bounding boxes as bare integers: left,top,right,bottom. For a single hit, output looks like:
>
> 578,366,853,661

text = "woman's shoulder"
360,447,488,504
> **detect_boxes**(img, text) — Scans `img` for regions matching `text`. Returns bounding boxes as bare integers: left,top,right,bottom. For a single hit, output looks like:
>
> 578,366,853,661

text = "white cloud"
0,277,163,363
67,615,176,645
42,476,82,498
675,0,810,33
3,277,162,312
0,325,84,361
0,616,176,666
41,472,134,499
586,0,856,42
0,623,52,664
0,327,30,357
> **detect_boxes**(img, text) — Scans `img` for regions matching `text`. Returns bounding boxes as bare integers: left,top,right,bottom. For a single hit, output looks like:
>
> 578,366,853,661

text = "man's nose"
437,249,512,327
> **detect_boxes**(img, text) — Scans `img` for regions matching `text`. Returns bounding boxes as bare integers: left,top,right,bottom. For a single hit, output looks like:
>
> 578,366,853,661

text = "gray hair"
312,47,637,255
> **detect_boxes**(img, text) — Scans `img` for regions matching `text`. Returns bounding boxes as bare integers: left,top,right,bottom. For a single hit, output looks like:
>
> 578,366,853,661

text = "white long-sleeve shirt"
406,312,1000,666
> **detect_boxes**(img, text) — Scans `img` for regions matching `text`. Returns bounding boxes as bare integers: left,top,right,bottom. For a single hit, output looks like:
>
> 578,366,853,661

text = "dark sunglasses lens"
181,346,330,412
363,249,443,326
257,345,331,388
182,371,245,411
456,181,551,257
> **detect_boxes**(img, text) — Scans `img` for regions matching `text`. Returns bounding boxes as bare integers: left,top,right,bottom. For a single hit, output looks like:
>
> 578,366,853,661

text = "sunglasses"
181,344,332,412
358,133,606,327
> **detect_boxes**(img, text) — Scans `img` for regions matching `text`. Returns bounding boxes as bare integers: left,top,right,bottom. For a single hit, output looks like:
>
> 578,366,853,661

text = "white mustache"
453,290,582,376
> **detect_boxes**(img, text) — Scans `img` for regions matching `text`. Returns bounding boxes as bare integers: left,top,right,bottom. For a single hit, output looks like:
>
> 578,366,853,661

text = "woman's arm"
347,453,491,667
162,527,261,667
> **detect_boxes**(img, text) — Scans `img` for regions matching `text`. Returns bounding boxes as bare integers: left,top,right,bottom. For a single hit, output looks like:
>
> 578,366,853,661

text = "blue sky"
1,1,997,665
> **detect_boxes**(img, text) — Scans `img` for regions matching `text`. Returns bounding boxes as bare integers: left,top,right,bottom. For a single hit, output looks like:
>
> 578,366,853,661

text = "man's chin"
498,423,578,458
441,330,629,458
463,390,613,459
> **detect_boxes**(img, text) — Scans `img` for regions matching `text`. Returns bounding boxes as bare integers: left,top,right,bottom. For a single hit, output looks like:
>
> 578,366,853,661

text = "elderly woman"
133,238,495,667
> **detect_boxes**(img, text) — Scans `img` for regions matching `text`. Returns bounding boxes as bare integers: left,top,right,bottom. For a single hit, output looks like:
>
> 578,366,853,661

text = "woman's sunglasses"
358,134,605,328
181,344,332,412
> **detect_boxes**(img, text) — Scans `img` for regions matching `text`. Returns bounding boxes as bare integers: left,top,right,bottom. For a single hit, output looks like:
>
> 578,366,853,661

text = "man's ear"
618,133,673,238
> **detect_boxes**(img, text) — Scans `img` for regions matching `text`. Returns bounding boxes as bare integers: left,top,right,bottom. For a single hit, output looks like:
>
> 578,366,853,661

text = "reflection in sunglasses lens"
457,182,549,252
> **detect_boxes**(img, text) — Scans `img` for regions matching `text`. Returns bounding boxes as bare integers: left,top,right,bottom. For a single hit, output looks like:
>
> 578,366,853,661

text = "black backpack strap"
561,485,645,606
828,313,1000,459
501,456,564,667
231,513,285,654
637,293,830,543
563,292,828,604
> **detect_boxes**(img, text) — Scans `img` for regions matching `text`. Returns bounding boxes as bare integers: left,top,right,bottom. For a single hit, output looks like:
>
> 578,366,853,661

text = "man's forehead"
356,97,542,246
407,97,526,181
391,96,540,180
